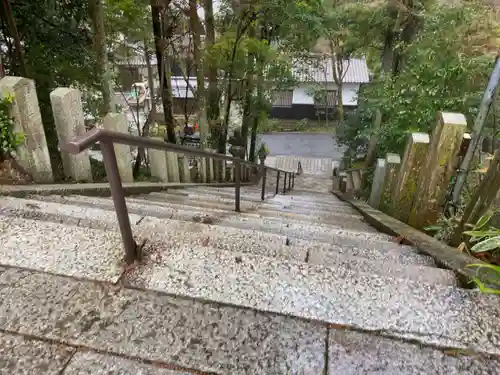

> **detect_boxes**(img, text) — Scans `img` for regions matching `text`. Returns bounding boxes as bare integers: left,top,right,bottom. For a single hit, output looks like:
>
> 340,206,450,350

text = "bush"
0,93,24,161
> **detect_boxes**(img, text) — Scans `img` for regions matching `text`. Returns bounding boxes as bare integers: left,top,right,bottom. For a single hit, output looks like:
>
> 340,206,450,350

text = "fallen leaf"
201,237,210,247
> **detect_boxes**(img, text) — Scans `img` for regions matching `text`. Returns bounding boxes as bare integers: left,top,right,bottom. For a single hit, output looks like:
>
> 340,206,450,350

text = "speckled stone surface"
136,217,306,261
306,242,435,266
144,192,258,211
0,332,74,375
217,215,382,239
0,216,124,282
124,245,500,355
328,330,500,375
64,352,192,375
0,196,143,229
260,201,360,216
307,249,456,286
0,268,326,374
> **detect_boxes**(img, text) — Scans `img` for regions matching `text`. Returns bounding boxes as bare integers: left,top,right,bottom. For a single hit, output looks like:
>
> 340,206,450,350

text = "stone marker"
345,171,354,192
50,87,93,182
102,113,133,183
369,158,386,208
393,132,430,223
409,112,467,229
148,142,168,182
379,153,401,214
0,76,53,182
179,155,191,183
351,169,362,190
166,151,180,182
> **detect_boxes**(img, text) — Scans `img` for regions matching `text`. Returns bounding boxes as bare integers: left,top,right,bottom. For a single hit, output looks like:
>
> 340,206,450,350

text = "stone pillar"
0,76,53,182
351,169,362,190
369,158,385,208
149,142,169,182
198,157,207,182
392,132,430,223
409,112,467,229
180,155,191,183
379,153,401,214
166,151,180,182
102,113,133,183
50,87,92,182
206,149,216,182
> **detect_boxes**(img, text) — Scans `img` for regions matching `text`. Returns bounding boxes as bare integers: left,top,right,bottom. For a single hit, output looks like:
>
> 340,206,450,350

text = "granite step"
0,216,125,282
6,195,435,267
0,268,327,374
0,201,441,285
3,271,497,374
123,244,500,356
143,192,258,211
24,193,382,238
327,329,500,374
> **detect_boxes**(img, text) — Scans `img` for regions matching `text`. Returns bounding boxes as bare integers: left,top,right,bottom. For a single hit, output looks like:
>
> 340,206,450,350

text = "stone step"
0,268,327,374
144,192,258,211
3,270,497,374
260,200,358,216
327,329,500,374
307,248,457,286
0,216,124,282
12,195,434,267
122,244,500,356
27,193,381,238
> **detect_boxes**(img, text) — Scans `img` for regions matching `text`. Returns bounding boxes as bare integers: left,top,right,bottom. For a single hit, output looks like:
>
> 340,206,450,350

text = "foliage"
465,263,500,294
0,93,24,160
347,2,500,157
463,213,500,254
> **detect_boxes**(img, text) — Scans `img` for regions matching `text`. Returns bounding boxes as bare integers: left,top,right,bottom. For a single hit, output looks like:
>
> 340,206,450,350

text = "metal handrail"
64,128,295,263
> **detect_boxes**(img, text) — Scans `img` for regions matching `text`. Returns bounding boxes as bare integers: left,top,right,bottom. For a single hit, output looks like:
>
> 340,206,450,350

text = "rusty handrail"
63,128,285,172
65,128,295,263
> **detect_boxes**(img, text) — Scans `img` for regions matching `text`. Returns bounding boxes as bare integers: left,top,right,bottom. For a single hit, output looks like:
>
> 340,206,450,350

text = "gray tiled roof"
293,57,370,84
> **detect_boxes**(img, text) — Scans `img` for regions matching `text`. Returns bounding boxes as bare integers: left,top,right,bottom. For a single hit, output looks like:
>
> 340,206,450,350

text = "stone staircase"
1,175,500,374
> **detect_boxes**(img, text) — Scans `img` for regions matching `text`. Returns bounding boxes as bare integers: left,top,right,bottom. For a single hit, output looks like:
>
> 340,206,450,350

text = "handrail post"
292,172,295,189
283,172,287,194
261,167,267,201
100,139,137,263
288,172,292,191
235,161,241,212
276,171,280,194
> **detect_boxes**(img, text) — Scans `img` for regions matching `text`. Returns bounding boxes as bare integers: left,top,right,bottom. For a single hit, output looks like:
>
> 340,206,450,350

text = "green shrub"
0,93,25,160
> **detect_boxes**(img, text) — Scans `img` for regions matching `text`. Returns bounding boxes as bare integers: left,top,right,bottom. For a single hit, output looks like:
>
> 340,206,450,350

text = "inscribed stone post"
148,141,169,182
166,151,180,182
351,169,362,190
102,113,133,183
369,158,386,208
206,149,216,182
179,155,191,183
50,87,92,182
379,153,401,214
408,112,467,229
392,132,430,223
0,76,53,182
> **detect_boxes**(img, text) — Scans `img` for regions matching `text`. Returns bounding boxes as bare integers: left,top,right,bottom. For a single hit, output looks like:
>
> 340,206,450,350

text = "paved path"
261,132,345,159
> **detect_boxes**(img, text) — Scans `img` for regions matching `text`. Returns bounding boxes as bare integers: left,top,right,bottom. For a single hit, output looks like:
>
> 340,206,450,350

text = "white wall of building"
292,83,360,106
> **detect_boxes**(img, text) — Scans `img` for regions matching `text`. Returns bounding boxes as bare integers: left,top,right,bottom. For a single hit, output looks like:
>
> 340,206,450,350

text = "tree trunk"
1,0,27,77
89,0,114,115
336,83,344,121
150,0,176,143
241,26,256,157
364,109,382,168
203,0,219,123
188,0,208,147
249,56,265,163
144,40,156,116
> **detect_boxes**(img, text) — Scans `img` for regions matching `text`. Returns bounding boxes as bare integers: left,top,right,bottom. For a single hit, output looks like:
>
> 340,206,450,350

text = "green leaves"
0,94,24,160
466,264,500,294
468,236,500,253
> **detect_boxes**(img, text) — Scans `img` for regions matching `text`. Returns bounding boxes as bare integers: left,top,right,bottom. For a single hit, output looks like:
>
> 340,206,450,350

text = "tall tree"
150,0,176,143
89,0,115,114
203,0,220,124
188,0,209,147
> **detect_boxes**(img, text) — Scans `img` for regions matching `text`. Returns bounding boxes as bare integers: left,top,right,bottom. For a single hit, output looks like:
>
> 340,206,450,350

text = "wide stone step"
0,268,327,374
26,194,381,239
327,329,500,374
307,248,456,286
122,244,500,356
6,195,434,267
0,216,124,282
260,200,359,216
144,192,258,211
